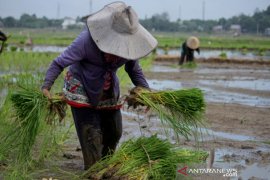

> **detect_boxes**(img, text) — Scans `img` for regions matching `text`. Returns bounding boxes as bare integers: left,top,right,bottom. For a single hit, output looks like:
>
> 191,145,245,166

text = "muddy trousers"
71,107,122,170
179,52,194,65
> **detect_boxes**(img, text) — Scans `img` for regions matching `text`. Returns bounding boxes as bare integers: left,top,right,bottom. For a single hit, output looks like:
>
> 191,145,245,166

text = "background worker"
179,36,200,65
0,30,7,54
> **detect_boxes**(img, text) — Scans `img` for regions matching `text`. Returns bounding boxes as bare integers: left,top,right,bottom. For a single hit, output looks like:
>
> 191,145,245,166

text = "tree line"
140,5,270,33
1,5,270,33
0,14,63,28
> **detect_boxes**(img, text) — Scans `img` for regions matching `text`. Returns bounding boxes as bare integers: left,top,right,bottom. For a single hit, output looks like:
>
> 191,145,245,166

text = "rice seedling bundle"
0,87,66,163
83,135,208,179
129,87,206,139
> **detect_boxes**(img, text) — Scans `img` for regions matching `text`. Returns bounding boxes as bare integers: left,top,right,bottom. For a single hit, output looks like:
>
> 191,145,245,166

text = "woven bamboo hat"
87,1,158,60
186,36,200,49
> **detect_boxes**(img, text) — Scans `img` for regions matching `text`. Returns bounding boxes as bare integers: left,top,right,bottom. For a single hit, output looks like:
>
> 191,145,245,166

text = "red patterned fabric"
63,71,123,110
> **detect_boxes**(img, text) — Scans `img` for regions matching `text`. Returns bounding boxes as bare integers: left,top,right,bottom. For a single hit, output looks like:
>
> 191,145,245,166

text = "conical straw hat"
186,36,200,49
87,1,158,60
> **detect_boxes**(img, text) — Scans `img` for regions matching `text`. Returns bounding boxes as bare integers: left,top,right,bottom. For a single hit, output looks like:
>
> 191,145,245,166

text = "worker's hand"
42,88,52,99
126,94,142,109
126,86,150,109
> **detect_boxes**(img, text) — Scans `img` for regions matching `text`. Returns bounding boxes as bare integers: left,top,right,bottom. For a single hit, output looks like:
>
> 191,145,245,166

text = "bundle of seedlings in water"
127,87,206,139
0,86,67,163
83,135,208,179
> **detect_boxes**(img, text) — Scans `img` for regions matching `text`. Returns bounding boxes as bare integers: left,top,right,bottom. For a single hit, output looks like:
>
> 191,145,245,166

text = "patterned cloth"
63,71,123,110
42,27,149,106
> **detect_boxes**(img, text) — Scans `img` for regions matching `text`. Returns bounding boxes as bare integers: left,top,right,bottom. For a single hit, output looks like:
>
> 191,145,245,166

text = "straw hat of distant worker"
186,36,200,50
86,1,157,60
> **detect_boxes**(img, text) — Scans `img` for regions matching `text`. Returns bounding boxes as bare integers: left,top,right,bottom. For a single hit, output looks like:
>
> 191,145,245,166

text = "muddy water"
10,45,270,61
19,45,67,53
157,48,270,61
122,110,258,142
151,65,180,73
200,128,257,141
147,79,182,90
122,109,270,179
149,65,270,107
214,147,270,179
199,79,270,91
146,78,270,107
195,68,270,74
144,62,270,179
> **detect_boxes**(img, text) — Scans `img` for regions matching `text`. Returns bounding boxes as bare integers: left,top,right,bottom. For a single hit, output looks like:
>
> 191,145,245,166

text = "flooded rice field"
9,45,270,61
1,52,270,179
148,66,270,108
141,59,270,179
157,48,270,61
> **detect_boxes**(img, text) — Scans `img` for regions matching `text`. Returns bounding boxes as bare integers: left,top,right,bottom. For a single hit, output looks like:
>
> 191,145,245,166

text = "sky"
0,0,269,21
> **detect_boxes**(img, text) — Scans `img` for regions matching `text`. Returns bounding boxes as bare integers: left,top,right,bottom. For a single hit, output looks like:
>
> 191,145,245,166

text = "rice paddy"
1,29,269,179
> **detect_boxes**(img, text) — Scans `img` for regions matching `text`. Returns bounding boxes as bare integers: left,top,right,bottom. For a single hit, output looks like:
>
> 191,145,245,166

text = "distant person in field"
0,30,7,54
41,1,157,170
179,36,200,65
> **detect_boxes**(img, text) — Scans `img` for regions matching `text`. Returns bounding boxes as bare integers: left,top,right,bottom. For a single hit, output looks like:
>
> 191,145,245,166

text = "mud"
2,57,268,179
155,55,270,66
156,48,270,61
141,59,270,179
48,58,270,179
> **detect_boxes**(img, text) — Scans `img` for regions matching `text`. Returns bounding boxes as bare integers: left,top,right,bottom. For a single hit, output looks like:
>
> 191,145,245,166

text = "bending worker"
0,30,7,54
179,36,200,65
42,2,157,169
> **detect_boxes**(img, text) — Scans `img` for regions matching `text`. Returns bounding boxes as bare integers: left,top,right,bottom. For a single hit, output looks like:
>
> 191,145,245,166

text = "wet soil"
25,57,270,179
142,57,270,179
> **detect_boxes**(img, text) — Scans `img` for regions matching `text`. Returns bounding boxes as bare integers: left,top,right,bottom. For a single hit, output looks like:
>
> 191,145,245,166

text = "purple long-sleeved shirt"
42,27,149,106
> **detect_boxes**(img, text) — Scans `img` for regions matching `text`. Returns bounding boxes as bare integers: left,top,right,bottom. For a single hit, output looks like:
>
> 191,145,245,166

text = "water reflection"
147,79,182,90
145,78,270,107
199,79,270,91
8,45,67,53
23,45,67,53
8,45,270,61
157,48,270,60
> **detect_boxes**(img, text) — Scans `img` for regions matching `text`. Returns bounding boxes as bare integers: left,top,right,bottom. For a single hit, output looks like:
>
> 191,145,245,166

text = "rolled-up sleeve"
124,60,149,88
42,28,88,90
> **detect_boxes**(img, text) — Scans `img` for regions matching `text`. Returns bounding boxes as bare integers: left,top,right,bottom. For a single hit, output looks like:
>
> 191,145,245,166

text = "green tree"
3,16,17,27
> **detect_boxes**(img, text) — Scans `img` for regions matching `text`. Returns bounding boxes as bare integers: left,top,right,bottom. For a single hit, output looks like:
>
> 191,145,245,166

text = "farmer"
42,1,157,170
179,36,200,65
0,30,7,54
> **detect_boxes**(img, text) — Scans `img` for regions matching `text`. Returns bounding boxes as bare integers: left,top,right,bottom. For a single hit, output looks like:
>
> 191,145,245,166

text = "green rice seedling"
0,86,67,170
219,52,227,59
128,87,205,139
0,51,58,72
241,48,248,55
83,135,208,180
256,48,265,56
180,61,197,69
